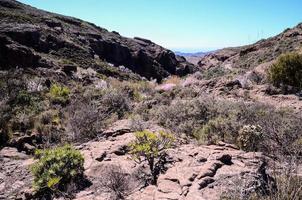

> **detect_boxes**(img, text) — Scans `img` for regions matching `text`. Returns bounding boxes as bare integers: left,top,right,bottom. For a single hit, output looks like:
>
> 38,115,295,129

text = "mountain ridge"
198,23,302,70
0,0,195,81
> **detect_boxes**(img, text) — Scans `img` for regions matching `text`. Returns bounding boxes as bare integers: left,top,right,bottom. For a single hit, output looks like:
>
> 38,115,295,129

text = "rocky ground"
0,120,274,200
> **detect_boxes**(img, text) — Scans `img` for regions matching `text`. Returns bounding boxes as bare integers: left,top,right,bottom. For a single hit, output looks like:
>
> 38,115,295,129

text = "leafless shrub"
64,87,132,143
101,88,131,119
130,115,149,132
99,165,134,200
259,109,302,157
67,95,106,143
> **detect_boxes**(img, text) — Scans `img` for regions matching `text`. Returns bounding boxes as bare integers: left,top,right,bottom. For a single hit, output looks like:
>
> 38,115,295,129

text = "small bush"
153,97,218,135
269,52,302,91
49,84,70,105
237,125,263,151
163,75,182,85
68,95,105,142
129,130,174,184
101,88,131,119
194,117,238,145
31,145,84,197
35,111,64,146
100,165,134,200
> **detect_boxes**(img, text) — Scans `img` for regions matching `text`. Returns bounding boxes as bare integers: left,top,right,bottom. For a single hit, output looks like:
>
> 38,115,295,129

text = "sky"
19,0,302,53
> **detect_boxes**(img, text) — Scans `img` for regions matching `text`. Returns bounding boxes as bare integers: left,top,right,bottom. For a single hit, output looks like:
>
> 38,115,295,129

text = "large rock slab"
130,144,271,200
75,134,272,200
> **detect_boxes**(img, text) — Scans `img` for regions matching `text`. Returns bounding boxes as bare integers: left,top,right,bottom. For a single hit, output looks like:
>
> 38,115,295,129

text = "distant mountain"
175,51,208,57
175,51,215,65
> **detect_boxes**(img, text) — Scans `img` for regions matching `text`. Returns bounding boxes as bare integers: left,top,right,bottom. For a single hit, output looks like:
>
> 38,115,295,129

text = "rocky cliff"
0,0,195,81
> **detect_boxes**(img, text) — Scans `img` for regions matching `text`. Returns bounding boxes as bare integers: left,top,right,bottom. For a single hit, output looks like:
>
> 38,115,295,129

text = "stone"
23,143,35,154
62,64,77,74
155,83,177,92
95,151,107,162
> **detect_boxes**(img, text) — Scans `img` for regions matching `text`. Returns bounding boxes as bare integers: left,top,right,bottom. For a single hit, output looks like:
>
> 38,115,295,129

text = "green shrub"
49,84,70,105
31,145,84,195
237,125,263,151
269,52,302,90
129,130,174,184
11,90,42,114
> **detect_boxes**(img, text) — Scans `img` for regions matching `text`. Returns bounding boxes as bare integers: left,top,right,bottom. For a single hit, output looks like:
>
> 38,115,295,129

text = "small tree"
129,130,174,185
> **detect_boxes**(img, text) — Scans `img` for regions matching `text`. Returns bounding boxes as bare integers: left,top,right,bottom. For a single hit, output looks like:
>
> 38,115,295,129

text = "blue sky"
20,0,302,52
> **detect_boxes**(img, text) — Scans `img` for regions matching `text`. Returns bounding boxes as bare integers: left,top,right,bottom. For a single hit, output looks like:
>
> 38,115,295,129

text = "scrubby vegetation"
2,68,301,158
129,130,175,184
144,94,302,156
2,66,302,199
31,145,84,197
49,84,70,105
269,52,302,91
193,117,237,145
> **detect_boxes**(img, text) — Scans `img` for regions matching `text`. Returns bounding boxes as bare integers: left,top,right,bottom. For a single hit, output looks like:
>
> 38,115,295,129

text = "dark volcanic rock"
0,0,195,80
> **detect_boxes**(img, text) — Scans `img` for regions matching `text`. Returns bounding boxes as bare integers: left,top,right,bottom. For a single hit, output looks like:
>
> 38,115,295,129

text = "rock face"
0,0,195,81
198,23,302,70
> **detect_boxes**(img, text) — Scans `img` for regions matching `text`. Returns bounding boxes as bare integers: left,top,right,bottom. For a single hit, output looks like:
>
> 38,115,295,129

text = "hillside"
198,23,302,70
189,23,302,111
0,0,195,81
0,1,301,200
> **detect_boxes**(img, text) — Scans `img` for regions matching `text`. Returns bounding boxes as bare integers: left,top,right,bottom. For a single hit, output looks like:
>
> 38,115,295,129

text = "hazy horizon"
19,0,302,52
